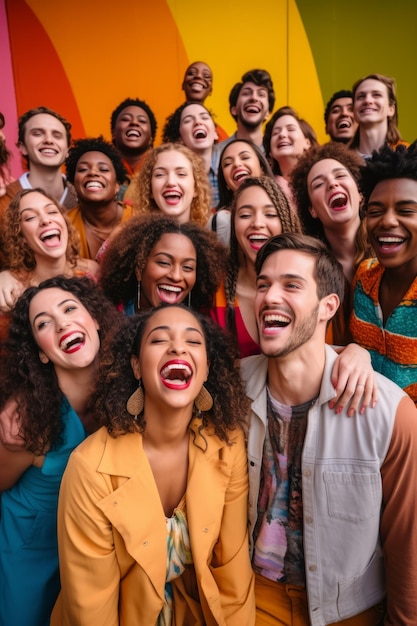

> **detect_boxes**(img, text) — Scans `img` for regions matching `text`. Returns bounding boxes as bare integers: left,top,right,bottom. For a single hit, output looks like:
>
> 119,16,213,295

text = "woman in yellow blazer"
51,305,255,626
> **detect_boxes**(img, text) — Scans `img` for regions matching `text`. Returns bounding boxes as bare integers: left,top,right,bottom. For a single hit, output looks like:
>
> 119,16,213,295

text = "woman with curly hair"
124,142,211,226
290,142,373,344
66,136,134,260
211,175,302,358
0,275,122,626
99,213,227,314
263,106,318,204
51,305,255,625
0,188,98,345
162,102,221,205
350,73,408,159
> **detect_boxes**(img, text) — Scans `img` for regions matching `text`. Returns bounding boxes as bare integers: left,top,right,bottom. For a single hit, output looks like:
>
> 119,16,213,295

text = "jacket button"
309,564,317,572
250,461,255,466
305,516,313,524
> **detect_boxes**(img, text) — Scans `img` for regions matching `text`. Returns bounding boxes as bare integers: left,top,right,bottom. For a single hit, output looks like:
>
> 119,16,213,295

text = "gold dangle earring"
126,379,144,418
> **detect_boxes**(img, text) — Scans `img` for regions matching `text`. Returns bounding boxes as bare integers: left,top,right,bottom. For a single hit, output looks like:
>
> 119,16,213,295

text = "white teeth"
86,181,103,189
264,314,290,324
233,171,248,181
159,285,182,293
60,332,84,351
40,229,60,241
163,192,181,199
378,236,404,243
40,149,57,155
191,82,203,90
330,193,347,208
249,235,268,242
161,363,192,378
126,129,140,137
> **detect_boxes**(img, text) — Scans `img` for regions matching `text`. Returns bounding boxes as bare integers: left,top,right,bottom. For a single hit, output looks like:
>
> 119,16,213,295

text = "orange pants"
255,573,384,626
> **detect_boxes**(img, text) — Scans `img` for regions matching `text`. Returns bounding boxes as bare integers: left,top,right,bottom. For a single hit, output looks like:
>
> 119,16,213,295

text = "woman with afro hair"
99,213,227,314
66,136,134,261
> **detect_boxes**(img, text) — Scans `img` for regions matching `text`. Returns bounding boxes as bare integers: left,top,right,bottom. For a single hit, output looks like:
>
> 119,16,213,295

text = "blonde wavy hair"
2,188,80,275
127,143,211,226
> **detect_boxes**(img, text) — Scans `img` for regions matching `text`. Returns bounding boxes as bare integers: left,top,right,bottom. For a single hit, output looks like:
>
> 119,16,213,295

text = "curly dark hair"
162,101,218,144
0,276,122,454
110,98,157,142
360,141,417,204
217,139,274,210
94,305,250,443
99,213,227,312
290,143,372,271
290,142,364,240
128,143,211,226
65,136,127,185
263,106,318,176
2,188,80,274
225,176,302,347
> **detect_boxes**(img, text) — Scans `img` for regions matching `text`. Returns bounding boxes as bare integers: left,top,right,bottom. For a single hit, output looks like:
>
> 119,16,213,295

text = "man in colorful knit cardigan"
350,142,417,403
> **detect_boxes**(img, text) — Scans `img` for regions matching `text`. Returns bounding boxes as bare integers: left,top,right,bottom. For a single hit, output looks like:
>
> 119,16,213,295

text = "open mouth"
376,235,405,252
157,284,184,304
336,119,352,129
190,81,205,91
162,191,182,205
85,181,104,190
248,234,269,250
193,128,207,139
233,169,249,183
126,129,141,138
329,193,348,210
39,148,58,156
262,312,291,334
245,105,261,114
60,331,85,353
277,141,291,148
40,228,61,246
160,360,192,389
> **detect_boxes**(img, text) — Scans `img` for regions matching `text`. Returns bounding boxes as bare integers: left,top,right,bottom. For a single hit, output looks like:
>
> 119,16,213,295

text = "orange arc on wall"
6,0,85,139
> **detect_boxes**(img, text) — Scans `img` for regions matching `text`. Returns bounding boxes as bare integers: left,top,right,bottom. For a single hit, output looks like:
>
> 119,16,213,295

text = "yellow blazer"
51,419,255,625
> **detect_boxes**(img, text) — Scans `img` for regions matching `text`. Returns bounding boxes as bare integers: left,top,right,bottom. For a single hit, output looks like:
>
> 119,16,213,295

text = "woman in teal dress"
0,275,121,626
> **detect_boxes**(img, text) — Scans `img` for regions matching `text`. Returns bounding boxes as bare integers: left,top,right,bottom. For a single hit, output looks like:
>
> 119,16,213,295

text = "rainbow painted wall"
1,0,416,178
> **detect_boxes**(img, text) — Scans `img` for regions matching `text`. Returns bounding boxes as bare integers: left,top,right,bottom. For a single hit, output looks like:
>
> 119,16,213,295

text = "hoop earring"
137,281,141,311
126,380,144,418
194,385,213,412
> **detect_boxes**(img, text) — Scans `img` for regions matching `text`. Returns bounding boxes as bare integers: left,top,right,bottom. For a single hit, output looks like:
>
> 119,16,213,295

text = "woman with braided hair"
211,175,301,358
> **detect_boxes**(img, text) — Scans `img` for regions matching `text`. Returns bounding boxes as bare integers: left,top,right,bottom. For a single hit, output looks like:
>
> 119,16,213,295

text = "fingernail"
336,406,343,414
329,401,335,409
347,408,354,417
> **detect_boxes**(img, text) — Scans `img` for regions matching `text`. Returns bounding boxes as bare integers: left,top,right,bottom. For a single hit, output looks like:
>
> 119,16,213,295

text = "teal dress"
0,398,87,626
